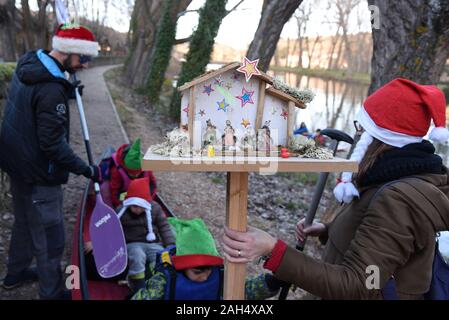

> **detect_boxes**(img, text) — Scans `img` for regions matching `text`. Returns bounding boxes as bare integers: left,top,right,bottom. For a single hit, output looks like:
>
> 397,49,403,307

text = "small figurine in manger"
222,120,238,151
203,119,218,148
257,120,274,154
239,125,257,152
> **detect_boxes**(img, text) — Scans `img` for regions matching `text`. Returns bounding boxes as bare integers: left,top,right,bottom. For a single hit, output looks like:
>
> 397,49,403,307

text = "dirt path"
0,65,127,299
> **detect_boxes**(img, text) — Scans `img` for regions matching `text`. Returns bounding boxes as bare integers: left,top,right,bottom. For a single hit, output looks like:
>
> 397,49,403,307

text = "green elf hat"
123,138,143,170
168,217,224,270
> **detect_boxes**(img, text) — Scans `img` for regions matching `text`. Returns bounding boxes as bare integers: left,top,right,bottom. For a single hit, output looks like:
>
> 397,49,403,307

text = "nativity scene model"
148,57,332,159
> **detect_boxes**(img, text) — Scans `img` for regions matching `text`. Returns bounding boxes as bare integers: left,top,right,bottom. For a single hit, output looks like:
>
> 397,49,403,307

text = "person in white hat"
0,23,101,299
222,78,449,299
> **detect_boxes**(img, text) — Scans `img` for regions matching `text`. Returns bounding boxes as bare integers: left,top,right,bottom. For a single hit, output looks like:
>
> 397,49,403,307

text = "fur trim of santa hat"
334,78,449,204
52,23,99,57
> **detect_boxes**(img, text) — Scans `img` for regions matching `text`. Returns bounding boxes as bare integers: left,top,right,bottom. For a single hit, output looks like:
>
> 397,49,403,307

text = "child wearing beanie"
117,177,175,292
110,138,158,209
132,217,287,300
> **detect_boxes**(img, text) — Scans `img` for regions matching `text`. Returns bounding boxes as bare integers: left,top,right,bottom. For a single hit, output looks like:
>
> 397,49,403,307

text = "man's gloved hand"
264,274,289,292
71,80,84,98
83,165,102,183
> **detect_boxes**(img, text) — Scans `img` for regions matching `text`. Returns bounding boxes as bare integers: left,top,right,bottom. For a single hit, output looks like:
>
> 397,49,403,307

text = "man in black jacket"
0,23,101,299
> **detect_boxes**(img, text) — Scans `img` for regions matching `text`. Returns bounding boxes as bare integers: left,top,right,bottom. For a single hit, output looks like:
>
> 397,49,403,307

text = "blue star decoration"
217,98,229,112
236,87,255,108
203,84,214,96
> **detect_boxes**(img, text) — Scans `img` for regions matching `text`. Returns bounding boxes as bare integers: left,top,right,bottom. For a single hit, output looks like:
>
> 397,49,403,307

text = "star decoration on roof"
199,109,206,117
241,118,251,128
203,84,214,96
225,82,233,90
214,75,224,87
236,57,261,82
281,109,289,120
216,99,229,112
236,87,255,108
182,106,189,114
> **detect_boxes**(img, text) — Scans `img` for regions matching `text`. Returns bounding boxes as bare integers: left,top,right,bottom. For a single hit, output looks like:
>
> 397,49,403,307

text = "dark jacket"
274,142,449,299
120,201,176,246
0,50,89,185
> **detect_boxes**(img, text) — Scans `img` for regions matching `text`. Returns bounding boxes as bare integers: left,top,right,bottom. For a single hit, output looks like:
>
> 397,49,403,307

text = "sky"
176,0,373,50
25,0,373,51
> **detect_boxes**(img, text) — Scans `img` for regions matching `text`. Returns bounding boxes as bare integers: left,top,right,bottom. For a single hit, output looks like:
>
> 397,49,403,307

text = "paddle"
73,74,127,278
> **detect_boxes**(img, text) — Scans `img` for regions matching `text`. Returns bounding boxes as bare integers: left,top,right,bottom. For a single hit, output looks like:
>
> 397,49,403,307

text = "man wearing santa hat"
0,23,101,299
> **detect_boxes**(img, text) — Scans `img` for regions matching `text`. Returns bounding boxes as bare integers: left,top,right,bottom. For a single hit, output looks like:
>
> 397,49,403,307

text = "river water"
269,71,449,164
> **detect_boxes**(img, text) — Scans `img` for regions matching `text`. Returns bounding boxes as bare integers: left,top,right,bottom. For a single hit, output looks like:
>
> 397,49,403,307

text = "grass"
270,66,371,86
277,172,319,185
210,175,225,185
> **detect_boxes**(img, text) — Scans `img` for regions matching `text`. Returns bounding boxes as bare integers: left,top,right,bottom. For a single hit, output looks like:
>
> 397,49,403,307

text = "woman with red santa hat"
222,78,449,299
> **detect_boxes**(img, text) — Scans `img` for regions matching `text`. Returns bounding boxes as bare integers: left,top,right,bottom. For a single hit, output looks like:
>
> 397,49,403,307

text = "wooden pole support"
224,171,248,300
188,86,196,147
287,101,296,146
255,81,266,130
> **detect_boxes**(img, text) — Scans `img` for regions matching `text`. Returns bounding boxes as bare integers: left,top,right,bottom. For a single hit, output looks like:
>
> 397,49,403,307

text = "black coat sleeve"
35,83,89,175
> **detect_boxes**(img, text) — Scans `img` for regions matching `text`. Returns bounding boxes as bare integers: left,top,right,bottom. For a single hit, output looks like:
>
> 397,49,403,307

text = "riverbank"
270,66,371,86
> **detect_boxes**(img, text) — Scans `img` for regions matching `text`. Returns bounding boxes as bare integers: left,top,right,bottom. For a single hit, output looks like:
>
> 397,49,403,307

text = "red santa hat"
117,177,156,241
52,23,99,57
334,78,449,204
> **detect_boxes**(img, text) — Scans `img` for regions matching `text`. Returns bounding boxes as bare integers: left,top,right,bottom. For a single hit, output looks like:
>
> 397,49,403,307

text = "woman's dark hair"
355,137,396,187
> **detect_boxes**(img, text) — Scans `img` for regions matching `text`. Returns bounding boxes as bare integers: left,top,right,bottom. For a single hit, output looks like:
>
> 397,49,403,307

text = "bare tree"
21,0,35,50
368,0,449,94
294,2,313,68
247,0,303,72
0,0,17,61
36,0,51,49
326,0,361,71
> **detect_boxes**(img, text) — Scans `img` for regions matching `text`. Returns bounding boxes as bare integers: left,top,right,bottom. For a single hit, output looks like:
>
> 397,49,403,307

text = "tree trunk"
246,0,303,72
125,0,164,88
368,0,449,95
21,0,35,50
169,0,228,119
124,0,191,89
36,0,50,49
0,0,17,61
327,25,341,70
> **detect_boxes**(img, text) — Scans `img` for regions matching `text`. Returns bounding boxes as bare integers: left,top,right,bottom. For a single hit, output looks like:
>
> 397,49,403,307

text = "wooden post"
224,171,248,300
287,101,296,146
188,86,196,147
255,81,266,130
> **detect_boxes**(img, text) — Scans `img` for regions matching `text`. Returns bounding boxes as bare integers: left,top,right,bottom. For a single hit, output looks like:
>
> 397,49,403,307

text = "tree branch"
174,36,191,45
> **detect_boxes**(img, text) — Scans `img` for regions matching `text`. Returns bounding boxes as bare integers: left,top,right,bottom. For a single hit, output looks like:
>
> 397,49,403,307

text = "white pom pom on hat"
334,78,449,204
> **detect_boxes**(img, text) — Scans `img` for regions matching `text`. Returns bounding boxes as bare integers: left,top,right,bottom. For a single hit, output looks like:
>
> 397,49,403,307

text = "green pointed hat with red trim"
168,217,223,270
123,138,142,170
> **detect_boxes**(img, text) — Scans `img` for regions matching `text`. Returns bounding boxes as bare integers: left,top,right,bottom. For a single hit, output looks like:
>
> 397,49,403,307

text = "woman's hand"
222,226,277,263
295,218,327,242
84,241,93,254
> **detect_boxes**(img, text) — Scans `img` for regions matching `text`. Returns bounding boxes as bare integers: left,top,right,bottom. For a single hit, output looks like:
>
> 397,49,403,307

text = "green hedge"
0,63,16,98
